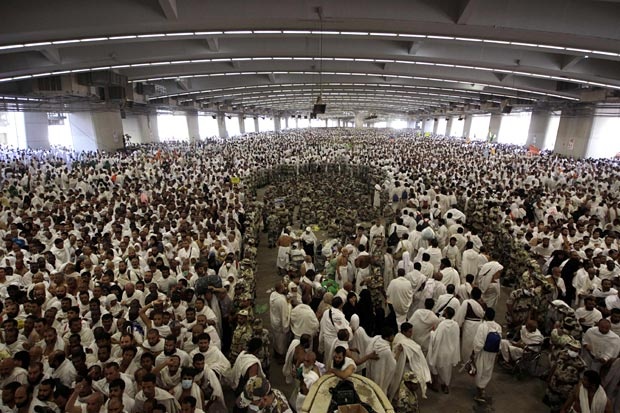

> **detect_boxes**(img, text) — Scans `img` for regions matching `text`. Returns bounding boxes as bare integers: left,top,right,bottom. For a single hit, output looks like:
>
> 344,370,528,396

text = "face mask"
181,379,193,389
567,350,579,358
226,263,232,268
248,405,260,412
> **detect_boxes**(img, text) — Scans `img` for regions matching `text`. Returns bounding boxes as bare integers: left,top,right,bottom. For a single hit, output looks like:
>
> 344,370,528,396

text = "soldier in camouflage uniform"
550,316,583,360
367,266,386,312
251,318,272,378
393,371,420,413
266,213,280,248
545,338,586,413
230,309,253,361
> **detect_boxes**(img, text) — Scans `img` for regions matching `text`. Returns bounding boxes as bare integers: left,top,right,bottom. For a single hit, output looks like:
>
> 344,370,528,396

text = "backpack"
401,190,408,200
483,331,501,353
329,379,361,406
387,230,399,247
392,193,399,202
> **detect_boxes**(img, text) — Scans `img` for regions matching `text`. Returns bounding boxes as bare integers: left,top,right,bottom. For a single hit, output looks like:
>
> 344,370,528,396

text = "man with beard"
30,378,60,413
65,381,106,413
1,381,20,413
26,362,45,397
49,351,77,388
13,385,32,413
155,336,190,367
328,346,356,380
0,359,26,388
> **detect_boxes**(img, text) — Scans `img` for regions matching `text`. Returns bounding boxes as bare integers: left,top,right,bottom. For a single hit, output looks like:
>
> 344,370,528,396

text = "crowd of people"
0,128,619,413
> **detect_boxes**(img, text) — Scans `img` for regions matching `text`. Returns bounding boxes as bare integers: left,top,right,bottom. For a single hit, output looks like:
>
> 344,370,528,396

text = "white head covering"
350,314,360,331
478,261,504,279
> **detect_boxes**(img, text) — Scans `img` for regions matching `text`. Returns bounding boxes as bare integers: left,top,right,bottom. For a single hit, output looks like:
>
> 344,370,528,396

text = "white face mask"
226,263,232,268
567,350,579,358
181,379,193,389
248,405,260,412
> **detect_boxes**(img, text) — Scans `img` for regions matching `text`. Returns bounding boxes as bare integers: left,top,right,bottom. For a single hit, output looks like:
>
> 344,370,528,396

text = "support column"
407,118,416,129
238,116,246,135
295,118,299,128
525,110,551,147
68,111,124,152
488,113,502,142
354,112,365,128
186,113,200,143
217,113,228,139
254,117,260,133
284,117,289,129
554,111,593,158
274,116,281,132
463,116,473,139
432,119,439,135
142,114,159,143
23,112,50,149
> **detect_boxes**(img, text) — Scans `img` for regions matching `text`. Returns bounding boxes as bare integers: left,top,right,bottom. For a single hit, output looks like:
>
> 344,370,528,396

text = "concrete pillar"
238,115,246,134
354,112,365,128
284,117,289,129
488,113,502,142
554,112,593,158
407,118,416,129
254,117,260,133
186,113,200,143
526,110,551,147
295,118,299,128
445,117,454,136
217,113,228,139
141,114,159,143
23,112,50,149
274,116,281,132
68,111,124,152
432,119,439,135
324,119,329,127
463,116,473,139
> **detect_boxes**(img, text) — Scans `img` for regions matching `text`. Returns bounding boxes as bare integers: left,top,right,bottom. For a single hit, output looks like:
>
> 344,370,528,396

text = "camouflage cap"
566,336,581,350
238,309,249,317
236,376,271,408
563,316,578,330
252,318,263,328
403,371,419,383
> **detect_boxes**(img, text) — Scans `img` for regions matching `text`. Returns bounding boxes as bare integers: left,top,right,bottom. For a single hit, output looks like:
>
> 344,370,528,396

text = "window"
244,117,256,133
469,115,491,141
390,120,407,129
225,116,240,137
450,117,464,137
258,117,274,132
498,112,532,145
198,115,219,139
435,118,447,135
157,114,189,142
48,113,73,148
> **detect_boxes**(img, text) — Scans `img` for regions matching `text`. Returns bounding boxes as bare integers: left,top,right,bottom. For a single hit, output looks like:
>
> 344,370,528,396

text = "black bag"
329,380,361,406
387,229,399,247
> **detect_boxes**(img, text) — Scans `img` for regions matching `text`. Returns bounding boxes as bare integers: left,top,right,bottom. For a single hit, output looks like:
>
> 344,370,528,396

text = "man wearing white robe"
290,297,320,340
499,320,544,364
576,296,604,330
366,328,397,390
472,308,502,402
454,287,485,362
439,258,461,287
432,285,461,316
461,243,480,281
388,322,432,400
583,319,620,373
408,298,439,353
387,269,415,328
269,283,291,357
478,261,503,309
318,296,350,364
427,307,460,393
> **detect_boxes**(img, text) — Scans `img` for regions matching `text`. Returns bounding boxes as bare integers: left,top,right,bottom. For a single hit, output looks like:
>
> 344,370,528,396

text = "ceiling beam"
158,0,178,20
408,41,423,55
457,0,479,25
561,55,583,71
39,48,61,64
205,37,219,52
